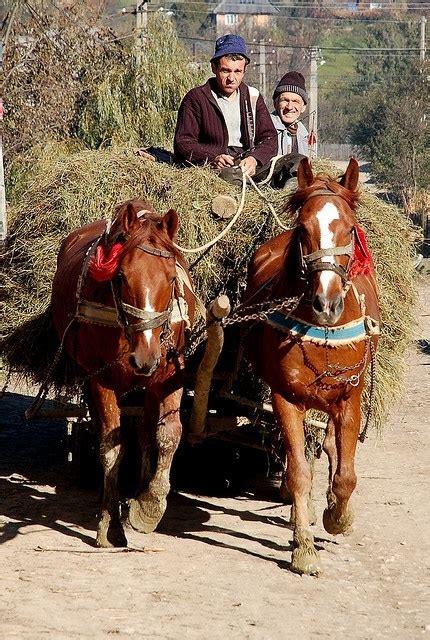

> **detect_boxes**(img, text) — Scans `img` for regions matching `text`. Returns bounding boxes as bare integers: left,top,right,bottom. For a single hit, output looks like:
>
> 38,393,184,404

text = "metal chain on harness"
221,295,302,327
359,338,377,442
293,332,376,442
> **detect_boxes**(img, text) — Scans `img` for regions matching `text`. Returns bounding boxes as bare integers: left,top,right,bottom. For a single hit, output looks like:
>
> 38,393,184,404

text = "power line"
158,0,430,7
178,35,422,52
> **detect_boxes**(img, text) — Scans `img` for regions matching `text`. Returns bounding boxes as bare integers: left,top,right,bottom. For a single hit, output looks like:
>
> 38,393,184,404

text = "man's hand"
135,148,156,161
239,156,257,177
212,154,236,170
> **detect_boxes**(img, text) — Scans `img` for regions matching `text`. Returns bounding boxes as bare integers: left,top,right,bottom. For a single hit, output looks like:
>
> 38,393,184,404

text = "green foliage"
76,14,206,149
319,18,428,204
350,69,429,198
354,22,419,91
169,1,213,38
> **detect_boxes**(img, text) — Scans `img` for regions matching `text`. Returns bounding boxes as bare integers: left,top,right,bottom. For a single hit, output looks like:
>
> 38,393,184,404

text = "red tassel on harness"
349,225,374,279
89,242,124,282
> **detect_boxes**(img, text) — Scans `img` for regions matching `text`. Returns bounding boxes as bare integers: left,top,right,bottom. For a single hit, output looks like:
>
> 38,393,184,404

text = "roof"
213,0,279,15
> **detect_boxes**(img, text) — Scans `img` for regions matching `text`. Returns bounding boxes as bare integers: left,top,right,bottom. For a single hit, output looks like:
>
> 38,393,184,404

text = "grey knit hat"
273,71,308,104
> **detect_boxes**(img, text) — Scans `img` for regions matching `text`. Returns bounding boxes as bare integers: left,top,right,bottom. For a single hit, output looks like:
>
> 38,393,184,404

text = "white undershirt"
212,89,242,149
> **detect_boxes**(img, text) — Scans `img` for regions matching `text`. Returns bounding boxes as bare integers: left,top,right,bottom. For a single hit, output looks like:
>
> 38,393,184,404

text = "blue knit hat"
211,35,250,64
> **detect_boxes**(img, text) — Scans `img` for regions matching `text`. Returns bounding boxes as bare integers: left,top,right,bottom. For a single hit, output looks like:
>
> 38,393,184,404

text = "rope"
173,169,248,254
246,175,291,231
25,316,77,419
174,156,293,255
252,154,285,186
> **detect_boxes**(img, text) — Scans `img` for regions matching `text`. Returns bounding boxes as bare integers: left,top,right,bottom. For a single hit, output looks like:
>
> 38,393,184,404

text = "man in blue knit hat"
174,34,277,183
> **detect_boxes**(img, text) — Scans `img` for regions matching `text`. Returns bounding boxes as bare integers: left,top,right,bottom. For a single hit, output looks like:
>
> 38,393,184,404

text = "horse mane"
89,203,183,283
283,173,360,218
124,212,182,262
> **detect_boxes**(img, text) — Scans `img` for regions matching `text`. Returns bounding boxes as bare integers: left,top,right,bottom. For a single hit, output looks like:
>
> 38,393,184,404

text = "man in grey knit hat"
271,71,309,156
259,71,310,187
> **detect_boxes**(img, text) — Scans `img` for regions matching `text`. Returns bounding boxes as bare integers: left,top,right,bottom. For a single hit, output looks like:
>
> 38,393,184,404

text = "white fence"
318,143,362,161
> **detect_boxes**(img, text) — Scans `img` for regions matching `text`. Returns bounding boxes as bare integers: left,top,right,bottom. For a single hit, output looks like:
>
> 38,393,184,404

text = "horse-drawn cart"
0,151,417,574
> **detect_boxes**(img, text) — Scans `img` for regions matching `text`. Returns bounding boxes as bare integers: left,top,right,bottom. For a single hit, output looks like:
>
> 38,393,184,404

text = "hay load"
0,144,417,429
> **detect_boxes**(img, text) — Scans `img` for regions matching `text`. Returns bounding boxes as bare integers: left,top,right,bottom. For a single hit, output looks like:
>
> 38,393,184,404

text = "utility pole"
308,47,318,158
0,42,6,242
135,0,148,66
420,15,426,63
259,39,266,101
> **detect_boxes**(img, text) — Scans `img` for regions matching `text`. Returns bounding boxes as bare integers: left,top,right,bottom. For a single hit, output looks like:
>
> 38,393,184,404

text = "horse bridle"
112,243,176,340
300,238,354,285
297,189,356,287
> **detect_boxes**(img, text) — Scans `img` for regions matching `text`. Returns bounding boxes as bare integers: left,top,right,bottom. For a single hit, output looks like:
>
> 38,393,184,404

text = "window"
225,14,238,25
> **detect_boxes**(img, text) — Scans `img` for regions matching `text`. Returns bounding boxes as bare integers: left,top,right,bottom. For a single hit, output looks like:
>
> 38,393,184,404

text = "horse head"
293,157,360,326
93,200,180,377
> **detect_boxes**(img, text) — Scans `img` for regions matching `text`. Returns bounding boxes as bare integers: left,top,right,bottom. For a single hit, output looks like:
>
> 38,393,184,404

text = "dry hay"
0,144,418,431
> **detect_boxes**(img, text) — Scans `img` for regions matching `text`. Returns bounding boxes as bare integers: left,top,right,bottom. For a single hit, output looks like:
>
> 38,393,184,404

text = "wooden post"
0,42,6,242
259,39,266,100
0,117,6,242
135,0,148,66
189,295,231,440
420,15,426,64
309,47,318,158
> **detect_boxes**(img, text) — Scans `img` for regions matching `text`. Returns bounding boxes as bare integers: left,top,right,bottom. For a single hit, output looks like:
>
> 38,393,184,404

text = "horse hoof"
96,524,128,548
291,548,322,576
128,494,167,534
323,507,354,536
291,527,322,576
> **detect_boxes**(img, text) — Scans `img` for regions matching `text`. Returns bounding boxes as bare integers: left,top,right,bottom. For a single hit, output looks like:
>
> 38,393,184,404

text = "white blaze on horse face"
143,288,155,346
316,203,340,295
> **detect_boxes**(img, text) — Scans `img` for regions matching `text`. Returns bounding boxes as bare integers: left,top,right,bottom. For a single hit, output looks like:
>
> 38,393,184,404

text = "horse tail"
1,307,75,389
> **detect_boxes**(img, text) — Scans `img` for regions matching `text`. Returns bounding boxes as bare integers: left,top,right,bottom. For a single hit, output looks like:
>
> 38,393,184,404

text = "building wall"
216,14,273,34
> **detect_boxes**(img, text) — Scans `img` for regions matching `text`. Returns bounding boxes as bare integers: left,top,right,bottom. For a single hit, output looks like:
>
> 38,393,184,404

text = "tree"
351,67,429,210
3,2,127,159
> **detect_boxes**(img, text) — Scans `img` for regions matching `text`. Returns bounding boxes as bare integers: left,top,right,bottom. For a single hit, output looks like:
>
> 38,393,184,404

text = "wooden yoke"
189,295,231,441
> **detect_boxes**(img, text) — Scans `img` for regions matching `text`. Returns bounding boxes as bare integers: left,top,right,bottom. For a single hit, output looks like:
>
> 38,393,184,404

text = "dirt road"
0,282,429,639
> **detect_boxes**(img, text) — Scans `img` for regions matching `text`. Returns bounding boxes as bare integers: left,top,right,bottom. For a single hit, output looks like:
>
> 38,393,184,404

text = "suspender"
246,86,260,151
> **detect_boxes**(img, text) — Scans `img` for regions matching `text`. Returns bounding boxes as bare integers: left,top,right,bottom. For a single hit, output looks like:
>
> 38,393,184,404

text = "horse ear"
107,201,140,244
297,157,314,189
340,158,359,192
122,202,140,235
163,209,179,240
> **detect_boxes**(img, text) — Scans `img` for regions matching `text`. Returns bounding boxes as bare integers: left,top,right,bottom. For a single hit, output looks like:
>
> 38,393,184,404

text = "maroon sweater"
174,78,277,167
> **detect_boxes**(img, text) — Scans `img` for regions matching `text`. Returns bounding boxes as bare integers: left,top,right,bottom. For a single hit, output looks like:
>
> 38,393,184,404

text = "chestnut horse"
244,158,379,575
50,199,195,547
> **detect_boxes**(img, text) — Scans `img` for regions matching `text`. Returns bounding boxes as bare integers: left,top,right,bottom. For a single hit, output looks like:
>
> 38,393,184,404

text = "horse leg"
323,397,360,536
284,455,317,526
128,388,183,534
322,418,338,514
90,382,127,548
272,392,322,575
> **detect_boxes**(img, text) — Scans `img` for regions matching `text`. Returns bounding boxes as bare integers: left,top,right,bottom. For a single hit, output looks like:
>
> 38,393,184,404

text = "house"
212,0,279,35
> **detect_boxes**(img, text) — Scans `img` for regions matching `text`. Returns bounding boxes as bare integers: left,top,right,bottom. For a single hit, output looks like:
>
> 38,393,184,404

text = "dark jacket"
174,78,277,167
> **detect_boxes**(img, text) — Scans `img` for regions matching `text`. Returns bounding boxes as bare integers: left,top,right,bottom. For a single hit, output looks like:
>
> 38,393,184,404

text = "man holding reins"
173,34,277,184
